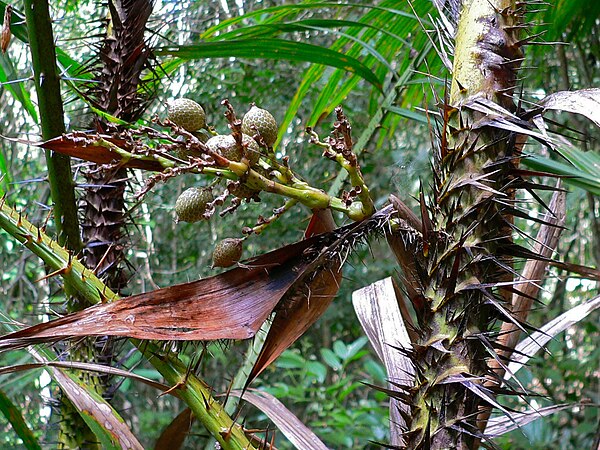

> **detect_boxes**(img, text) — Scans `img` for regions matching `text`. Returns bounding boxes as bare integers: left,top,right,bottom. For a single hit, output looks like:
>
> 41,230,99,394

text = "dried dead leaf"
1,5,11,54
352,277,414,447
155,408,194,450
539,88,600,128
485,403,578,438
506,294,600,380
230,389,329,450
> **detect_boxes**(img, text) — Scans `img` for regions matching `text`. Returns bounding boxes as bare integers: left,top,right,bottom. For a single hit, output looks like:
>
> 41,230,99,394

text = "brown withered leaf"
154,408,194,450
39,135,165,171
246,208,342,385
0,237,320,350
0,207,394,351
1,5,11,54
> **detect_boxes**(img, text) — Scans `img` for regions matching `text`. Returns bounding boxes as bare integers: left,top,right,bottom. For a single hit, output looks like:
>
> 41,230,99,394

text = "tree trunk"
389,1,525,448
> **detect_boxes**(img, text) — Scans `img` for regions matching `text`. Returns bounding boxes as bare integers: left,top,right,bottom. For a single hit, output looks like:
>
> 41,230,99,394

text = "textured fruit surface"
212,238,243,268
242,105,278,147
205,134,260,165
175,187,213,222
167,98,206,132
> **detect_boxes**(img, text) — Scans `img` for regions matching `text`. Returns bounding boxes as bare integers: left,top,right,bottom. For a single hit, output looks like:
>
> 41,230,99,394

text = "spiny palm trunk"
53,1,153,447
82,0,153,289
390,1,525,448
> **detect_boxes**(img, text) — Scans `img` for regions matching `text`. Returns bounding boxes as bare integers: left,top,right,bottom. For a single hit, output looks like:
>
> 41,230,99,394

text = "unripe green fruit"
167,98,206,132
242,105,278,147
205,134,260,165
212,238,243,268
175,187,213,223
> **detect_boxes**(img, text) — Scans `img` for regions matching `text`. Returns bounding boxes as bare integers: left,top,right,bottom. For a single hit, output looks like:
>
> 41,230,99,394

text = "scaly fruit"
167,98,206,132
205,134,260,165
242,105,278,147
212,238,243,268
175,187,213,223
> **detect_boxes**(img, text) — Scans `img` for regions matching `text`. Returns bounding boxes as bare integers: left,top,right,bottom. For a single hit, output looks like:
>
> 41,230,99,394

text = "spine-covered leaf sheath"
384,1,554,448
81,0,154,291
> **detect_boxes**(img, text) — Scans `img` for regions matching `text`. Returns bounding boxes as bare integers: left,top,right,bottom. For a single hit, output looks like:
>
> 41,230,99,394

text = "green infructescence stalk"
391,1,526,448
0,199,256,450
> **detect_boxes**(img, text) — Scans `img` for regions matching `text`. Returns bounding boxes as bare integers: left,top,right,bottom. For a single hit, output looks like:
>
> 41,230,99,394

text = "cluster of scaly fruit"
167,98,277,268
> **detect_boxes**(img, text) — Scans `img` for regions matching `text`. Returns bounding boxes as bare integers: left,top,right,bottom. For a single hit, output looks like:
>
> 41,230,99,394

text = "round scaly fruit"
174,187,213,223
167,98,206,132
212,238,243,268
242,105,278,147
205,134,260,165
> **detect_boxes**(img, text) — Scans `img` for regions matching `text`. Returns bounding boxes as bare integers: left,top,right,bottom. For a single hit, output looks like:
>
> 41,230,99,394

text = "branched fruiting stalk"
70,132,354,214
306,119,375,220
242,199,299,236
0,198,256,450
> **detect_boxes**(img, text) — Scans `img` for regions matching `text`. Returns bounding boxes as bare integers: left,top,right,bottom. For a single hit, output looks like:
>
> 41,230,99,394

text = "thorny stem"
0,198,255,450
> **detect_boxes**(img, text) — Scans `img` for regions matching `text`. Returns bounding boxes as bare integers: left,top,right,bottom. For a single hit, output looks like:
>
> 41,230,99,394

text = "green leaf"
155,39,382,91
0,54,39,122
522,152,600,196
385,105,428,124
275,350,307,370
344,336,369,361
305,361,327,383
0,388,42,450
363,359,386,384
201,2,424,40
320,348,342,371
0,149,10,196
333,340,348,360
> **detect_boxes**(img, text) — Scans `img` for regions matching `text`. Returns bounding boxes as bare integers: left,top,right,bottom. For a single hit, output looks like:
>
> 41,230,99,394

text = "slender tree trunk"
389,1,525,448
23,1,101,447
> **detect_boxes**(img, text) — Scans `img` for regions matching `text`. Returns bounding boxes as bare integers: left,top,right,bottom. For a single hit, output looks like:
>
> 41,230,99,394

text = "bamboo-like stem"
23,0,81,255
23,2,95,446
0,198,255,449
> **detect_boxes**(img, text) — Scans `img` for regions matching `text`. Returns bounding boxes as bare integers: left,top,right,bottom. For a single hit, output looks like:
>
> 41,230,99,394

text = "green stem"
0,199,255,449
23,0,81,254
140,346,255,450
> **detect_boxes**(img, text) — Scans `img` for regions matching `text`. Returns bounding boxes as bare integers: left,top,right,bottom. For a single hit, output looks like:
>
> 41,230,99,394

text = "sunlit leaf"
155,39,382,90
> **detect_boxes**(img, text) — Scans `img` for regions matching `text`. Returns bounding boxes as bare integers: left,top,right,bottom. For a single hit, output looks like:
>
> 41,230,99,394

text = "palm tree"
0,0,598,448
